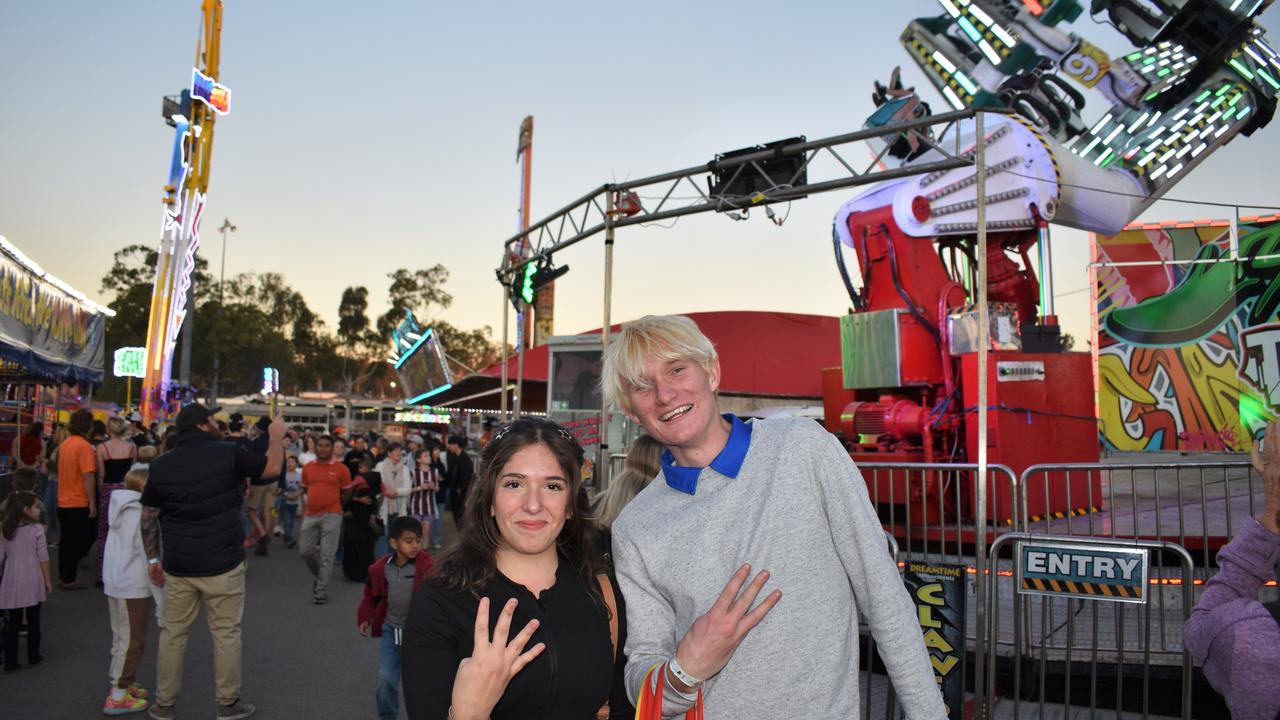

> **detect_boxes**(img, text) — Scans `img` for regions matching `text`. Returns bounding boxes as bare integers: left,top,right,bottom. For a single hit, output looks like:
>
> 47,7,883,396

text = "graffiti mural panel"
1095,214,1280,452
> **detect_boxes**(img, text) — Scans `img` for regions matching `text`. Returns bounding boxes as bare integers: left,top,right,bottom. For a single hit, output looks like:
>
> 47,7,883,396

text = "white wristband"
668,656,703,688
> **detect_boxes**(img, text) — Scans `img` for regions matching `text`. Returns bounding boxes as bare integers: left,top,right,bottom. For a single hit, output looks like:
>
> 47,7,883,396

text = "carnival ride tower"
141,0,230,423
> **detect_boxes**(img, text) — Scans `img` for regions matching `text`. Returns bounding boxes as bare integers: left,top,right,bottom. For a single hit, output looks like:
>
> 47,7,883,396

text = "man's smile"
660,404,694,422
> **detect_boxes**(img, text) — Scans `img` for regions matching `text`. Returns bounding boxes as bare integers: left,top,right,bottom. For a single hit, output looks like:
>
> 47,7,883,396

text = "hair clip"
490,421,578,446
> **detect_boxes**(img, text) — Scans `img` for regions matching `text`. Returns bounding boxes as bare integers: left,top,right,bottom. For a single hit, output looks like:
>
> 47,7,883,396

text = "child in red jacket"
357,516,435,720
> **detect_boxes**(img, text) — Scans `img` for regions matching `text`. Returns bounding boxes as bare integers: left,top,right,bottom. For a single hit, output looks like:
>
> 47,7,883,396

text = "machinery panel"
841,310,902,389
841,310,944,389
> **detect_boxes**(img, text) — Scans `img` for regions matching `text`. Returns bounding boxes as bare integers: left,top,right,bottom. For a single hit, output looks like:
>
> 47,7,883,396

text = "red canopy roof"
480,310,841,397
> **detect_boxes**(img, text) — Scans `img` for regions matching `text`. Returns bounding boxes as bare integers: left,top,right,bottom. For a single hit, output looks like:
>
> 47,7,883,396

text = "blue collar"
660,414,753,496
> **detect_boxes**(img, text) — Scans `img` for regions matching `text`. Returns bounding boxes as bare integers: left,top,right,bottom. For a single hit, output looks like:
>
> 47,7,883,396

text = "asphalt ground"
0,523,455,720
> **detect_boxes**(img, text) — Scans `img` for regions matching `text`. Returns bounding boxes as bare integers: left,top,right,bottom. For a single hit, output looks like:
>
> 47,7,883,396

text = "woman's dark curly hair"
436,417,605,608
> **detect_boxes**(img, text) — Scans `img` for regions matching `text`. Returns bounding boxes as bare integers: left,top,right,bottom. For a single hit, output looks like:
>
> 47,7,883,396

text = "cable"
833,224,865,311
637,216,681,230
1001,166,1280,212
881,223,943,343
960,402,1099,424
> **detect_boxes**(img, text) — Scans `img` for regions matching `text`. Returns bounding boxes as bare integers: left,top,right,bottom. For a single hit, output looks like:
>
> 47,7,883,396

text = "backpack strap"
596,573,618,662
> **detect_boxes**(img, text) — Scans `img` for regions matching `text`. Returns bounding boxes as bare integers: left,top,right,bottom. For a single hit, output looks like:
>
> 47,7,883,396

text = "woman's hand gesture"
450,597,545,720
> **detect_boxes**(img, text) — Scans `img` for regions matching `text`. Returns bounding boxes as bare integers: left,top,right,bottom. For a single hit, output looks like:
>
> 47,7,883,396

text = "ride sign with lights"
191,69,231,114
114,347,147,379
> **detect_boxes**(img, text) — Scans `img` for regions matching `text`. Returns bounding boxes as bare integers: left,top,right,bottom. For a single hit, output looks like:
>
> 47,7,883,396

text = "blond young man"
602,314,945,719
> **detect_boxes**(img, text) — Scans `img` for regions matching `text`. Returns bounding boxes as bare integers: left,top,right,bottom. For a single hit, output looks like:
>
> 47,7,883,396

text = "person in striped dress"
408,449,440,544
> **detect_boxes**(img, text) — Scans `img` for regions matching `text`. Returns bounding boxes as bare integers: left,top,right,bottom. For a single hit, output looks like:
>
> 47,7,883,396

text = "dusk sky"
4,0,1280,359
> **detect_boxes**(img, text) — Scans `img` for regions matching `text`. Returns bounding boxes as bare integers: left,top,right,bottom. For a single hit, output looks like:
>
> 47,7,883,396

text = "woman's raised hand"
449,597,545,720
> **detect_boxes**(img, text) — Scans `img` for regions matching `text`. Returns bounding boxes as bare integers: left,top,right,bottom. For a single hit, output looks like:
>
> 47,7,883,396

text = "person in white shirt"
373,443,412,556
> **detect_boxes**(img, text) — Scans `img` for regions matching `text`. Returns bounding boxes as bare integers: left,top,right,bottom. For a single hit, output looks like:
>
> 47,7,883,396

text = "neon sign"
394,410,453,424
191,68,231,115
261,367,280,396
113,347,147,379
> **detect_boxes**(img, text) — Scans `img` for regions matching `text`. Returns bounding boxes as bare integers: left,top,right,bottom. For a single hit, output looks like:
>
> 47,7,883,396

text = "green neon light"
1241,393,1272,428
1258,68,1280,90
1195,90,1212,102
957,17,983,43
1237,105,1252,119
1157,67,1172,77
954,71,979,95
1126,52,1142,61
1229,58,1255,80
407,384,454,405
393,328,436,370
519,261,537,304
1144,55,1157,65
1145,91,1161,101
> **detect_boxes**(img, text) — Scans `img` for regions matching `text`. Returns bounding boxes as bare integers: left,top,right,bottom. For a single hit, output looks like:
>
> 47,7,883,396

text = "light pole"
210,218,236,404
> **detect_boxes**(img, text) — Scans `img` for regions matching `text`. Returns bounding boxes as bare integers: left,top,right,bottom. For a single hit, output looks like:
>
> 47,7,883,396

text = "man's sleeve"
140,477,160,508
76,443,96,475
234,446,268,483
613,524,698,717
804,423,947,720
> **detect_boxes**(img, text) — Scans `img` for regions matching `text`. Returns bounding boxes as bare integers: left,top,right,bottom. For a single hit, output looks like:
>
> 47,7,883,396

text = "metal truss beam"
496,107,989,281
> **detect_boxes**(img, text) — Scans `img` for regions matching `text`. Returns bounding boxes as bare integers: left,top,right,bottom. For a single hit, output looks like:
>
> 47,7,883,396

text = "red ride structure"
821,119,1100,529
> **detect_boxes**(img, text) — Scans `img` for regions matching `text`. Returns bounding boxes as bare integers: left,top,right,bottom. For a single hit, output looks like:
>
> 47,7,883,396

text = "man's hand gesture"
450,597,544,720
672,563,782,686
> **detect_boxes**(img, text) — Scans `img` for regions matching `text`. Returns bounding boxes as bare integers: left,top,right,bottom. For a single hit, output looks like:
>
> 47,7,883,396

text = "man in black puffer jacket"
140,403,285,720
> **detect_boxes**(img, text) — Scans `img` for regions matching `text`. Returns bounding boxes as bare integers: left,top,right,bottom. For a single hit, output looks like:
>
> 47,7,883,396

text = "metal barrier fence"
1019,460,1257,583
855,463,1017,718
857,462,1020,567
985,533,1195,720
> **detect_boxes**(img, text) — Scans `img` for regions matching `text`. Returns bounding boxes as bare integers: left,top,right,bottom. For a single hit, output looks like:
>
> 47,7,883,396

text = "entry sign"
903,562,966,720
1017,541,1148,603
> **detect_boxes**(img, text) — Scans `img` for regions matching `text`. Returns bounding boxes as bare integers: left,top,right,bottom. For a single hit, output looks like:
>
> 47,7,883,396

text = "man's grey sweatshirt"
612,417,946,719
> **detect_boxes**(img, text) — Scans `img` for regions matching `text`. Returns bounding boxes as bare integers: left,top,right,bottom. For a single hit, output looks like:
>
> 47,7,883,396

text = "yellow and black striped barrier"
1020,576,1142,599
1003,505,1100,527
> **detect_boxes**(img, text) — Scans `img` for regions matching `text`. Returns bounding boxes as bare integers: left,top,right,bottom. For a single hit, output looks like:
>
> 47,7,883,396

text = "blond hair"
594,434,664,527
107,416,128,437
137,446,157,464
124,466,148,493
600,315,718,413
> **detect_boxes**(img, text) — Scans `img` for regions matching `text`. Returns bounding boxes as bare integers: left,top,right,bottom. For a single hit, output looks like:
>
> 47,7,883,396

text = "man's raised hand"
449,597,544,720
673,563,782,685
268,415,288,442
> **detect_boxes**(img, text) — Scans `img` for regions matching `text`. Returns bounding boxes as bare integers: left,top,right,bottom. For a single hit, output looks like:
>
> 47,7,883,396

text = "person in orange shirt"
299,435,352,604
56,409,98,590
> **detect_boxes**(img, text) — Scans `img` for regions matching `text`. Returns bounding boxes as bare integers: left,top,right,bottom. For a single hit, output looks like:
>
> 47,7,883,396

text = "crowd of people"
3,313,1278,720
0,401,477,718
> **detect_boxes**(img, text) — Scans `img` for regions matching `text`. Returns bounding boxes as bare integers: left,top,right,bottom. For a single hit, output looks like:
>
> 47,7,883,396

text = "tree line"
97,244,505,404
